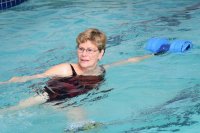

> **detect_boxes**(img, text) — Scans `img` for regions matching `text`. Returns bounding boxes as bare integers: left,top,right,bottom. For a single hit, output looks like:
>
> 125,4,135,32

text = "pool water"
0,0,200,132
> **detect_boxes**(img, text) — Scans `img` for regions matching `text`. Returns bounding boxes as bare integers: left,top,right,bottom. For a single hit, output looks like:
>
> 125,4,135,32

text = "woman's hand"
0,81,7,85
0,77,27,85
0,74,45,85
8,76,28,83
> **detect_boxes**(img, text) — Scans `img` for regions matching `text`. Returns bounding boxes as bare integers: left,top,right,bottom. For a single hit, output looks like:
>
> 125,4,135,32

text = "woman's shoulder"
44,63,73,77
50,63,71,70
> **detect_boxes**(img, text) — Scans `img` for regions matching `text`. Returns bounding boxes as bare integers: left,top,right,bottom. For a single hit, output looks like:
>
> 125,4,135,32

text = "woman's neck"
77,64,100,75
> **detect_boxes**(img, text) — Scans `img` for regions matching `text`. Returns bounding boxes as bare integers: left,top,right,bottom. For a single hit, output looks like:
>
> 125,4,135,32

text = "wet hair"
76,28,107,52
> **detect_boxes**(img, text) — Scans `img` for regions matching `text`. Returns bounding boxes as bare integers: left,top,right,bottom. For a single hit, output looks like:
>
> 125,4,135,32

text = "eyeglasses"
77,47,99,54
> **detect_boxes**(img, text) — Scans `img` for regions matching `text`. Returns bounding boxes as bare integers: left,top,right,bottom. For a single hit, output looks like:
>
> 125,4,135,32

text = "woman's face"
77,40,104,70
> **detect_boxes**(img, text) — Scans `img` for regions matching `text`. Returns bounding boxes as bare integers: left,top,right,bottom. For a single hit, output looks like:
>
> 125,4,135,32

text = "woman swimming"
0,28,154,131
0,28,153,105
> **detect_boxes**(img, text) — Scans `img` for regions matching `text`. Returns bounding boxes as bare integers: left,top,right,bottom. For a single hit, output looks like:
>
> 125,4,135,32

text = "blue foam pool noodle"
146,38,170,53
169,40,192,52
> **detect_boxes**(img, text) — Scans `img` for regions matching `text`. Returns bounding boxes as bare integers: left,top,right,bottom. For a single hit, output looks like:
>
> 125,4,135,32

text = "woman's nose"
81,50,88,56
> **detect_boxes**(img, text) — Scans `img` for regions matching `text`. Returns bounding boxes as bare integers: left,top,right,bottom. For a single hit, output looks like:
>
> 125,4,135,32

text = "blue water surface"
0,0,200,133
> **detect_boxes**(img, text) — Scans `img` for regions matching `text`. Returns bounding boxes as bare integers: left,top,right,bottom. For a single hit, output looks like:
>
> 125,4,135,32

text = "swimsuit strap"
70,64,77,76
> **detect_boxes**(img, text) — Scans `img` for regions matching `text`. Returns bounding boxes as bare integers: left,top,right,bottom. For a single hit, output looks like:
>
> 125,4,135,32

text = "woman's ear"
98,49,105,60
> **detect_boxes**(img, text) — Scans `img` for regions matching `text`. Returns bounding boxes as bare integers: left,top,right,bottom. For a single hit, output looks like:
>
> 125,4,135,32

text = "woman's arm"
103,54,154,69
0,63,72,85
0,74,46,84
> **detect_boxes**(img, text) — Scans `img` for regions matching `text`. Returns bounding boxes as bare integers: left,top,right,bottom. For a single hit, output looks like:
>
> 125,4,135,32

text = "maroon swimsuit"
44,64,105,102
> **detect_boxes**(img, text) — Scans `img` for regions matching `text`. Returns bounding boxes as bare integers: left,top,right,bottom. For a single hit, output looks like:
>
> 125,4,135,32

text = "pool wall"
0,0,27,10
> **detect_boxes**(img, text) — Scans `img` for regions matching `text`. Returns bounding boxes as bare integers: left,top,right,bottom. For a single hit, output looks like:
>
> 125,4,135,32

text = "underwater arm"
103,54,153,69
